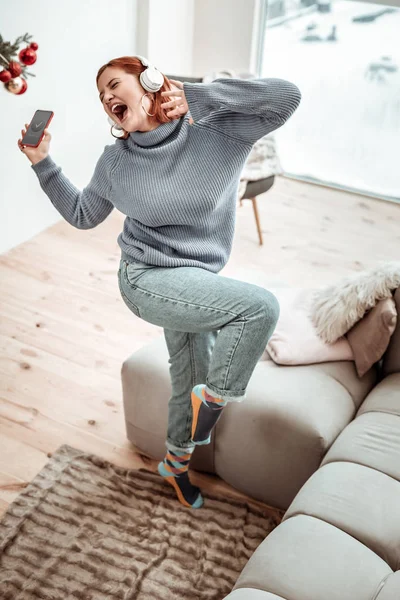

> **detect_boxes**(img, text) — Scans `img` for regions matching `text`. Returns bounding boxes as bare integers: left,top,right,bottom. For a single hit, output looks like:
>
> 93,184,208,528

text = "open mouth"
111,103,128,123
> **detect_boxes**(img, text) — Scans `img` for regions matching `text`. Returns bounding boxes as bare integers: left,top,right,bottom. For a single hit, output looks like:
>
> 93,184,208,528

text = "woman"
18,55,301,509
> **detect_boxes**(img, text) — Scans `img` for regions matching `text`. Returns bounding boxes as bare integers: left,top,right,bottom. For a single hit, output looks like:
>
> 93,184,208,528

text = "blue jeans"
118,259,279,452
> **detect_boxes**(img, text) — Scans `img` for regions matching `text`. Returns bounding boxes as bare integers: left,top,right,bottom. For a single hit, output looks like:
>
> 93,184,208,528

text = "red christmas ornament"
19,47,37,66
17,78,28,94
8,61,22,77
1,35,39,95
0,69,12,83
5,76,24,94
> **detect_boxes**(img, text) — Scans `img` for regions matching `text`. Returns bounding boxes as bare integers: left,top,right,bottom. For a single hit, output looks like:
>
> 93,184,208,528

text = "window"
260,0,400,202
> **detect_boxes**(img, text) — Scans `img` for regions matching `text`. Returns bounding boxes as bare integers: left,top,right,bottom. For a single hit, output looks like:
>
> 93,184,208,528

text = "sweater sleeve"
31,146,115,230
183,77,301,146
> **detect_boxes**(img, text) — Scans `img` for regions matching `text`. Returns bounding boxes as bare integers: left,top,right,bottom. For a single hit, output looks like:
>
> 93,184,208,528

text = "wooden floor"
1,176,399,520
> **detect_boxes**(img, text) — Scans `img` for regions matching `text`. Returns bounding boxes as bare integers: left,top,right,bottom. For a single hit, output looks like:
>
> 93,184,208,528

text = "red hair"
96,56,176,140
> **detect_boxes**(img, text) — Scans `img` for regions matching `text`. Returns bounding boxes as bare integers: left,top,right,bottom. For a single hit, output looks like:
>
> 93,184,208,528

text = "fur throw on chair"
310,262,400,343
237,136,283,200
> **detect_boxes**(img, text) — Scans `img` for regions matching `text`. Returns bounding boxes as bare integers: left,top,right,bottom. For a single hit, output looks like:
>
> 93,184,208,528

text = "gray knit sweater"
32,77,301,273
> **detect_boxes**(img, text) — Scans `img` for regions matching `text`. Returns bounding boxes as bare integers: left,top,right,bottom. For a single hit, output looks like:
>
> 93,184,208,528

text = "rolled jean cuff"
166,440,195,453
205,384,247,403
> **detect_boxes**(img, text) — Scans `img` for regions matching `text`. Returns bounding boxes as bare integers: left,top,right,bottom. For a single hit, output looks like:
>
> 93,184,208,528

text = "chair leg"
251,197,263,246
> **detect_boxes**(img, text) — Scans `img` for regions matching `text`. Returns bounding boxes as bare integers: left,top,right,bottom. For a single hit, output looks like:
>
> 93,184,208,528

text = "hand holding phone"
18,109,54,165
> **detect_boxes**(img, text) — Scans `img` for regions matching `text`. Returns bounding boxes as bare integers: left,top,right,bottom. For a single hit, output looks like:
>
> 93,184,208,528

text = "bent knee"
264,290,280,326
253,289,279,330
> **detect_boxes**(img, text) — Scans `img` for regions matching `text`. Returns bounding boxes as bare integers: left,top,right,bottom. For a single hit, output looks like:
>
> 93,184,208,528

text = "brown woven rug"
0,444,281,600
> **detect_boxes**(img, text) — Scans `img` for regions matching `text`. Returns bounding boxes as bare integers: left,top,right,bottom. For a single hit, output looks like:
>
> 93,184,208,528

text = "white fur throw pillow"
310,262,400,344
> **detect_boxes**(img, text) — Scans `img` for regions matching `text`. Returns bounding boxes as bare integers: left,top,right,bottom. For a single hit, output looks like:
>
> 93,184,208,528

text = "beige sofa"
121,288,400,599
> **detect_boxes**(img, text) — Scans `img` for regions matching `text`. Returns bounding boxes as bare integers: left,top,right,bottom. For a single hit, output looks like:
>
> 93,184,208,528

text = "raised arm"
183,77,301,145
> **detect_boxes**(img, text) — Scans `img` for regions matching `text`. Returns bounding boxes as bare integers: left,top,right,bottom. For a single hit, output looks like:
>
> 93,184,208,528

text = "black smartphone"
21,110,54,147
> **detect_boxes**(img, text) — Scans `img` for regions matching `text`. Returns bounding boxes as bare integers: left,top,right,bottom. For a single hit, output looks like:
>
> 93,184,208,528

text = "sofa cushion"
356,373,400,418
230,515,392,600
283,461,400,570
382,288,400,376
321,410,400,483
374,571,400,600
347,297,397,377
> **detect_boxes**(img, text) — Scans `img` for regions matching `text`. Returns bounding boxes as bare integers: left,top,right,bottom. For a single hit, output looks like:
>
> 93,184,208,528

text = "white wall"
147,0,195,76
192,0,259,77
0,0,136,255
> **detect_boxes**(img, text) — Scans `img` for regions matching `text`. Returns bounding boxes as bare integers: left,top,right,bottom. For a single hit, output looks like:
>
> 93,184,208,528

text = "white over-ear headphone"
136,55,164,92
108,55,164,132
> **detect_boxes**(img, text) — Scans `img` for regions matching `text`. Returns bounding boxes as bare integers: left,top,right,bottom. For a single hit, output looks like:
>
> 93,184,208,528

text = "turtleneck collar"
128,117,184,148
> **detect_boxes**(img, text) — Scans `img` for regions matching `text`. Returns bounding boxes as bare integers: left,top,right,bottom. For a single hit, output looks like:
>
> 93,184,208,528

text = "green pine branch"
0,32,35,77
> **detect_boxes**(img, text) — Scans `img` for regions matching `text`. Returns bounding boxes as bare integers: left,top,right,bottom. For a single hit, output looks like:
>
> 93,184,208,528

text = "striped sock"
158,448,203,509
191,384,227,445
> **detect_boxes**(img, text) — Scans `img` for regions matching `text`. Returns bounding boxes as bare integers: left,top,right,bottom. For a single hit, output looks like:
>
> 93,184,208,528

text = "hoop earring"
141,92,155,117
110,123,126,139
